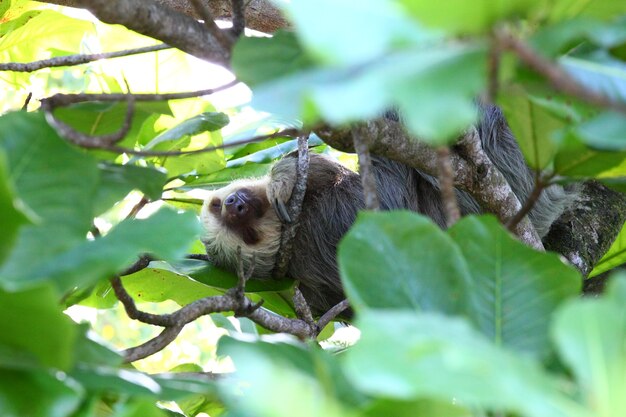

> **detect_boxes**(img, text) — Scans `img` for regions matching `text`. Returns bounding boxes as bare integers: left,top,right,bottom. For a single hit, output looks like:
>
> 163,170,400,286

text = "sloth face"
200,177,283,278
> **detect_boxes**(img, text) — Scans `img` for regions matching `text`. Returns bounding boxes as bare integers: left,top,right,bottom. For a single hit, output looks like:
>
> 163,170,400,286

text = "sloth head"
200,177,282,278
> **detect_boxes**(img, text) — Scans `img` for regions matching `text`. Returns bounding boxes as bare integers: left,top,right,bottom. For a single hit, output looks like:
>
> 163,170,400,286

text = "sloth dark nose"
225,191,248,216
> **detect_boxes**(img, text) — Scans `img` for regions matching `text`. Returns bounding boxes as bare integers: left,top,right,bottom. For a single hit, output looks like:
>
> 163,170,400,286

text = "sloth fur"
201,105,572,314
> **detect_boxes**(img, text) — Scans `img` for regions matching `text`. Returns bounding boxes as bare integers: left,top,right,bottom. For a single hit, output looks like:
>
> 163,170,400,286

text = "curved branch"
40,0,231,65
41,0,288,35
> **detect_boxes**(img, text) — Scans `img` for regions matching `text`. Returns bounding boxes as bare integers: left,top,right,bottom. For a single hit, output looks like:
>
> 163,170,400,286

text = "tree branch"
436,146,460,227
41,0,288,35
39,0,231,66
272,134,310,278
0,44,171,72
496,28,626,115
352,124,381,211
318,121,543,249
42,80,239,107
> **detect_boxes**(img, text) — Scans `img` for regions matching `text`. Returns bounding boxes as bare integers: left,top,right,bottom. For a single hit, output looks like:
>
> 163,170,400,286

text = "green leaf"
0,111,100,290
591,223,626,277
232,30,315,86
554,136,626,177
143,112,228,177
70,367,161,396
251,45,485,144
362,398,471,417
0,368,83,417
573,111,626,151
0,285,77,369
344,311,584,417
226,136,323,168
94,163,167,214
499,86,568,169
552,285,626,417
338,211,471,314
80,259,295,316
0,151,29,264
546,0,626,22
218,336,360,417
53,102,173,153
2,208,201,293
278,0,431,65
401,0,537,34
531,18,626,57
0,10,93,61
144,112,229,150
560,52,626,104
449,216,580,358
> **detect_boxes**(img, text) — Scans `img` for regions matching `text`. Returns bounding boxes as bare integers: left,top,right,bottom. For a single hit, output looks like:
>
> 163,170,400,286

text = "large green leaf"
0,151,29,264
217,336,361,417
546,0,626,22
144,112,229,150
81,259,295,316
278,0,431,65
499,86,567,169
344,311,586,417
0,285,77,369
0,10,93,62
590,223,626,277
554,136,626,177
573,111,626,151
232,30,315,86
449,216,580,358
3,208,201,292
338,211,472,314
143,112,229,177
552,277,626,417
561,52,626,104
0,368,83,417
401,0,537,34
0,112,100,289
251,44,485,144
94,163,167,214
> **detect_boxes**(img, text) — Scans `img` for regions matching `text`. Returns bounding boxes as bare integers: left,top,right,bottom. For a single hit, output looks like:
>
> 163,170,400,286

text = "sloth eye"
209,198,222,213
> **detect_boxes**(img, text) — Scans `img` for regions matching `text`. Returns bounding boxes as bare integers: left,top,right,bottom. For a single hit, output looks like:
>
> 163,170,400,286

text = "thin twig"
111,277,175,327
317,299,350,331
293,285,315,329
436,146,461,227
121,128,299,156
21,93,32,111
506,175,547,233
189,0,234,49
496,28,626,115
127,196,150,218
486,30,501,104
272,134,310,278
352,123,380,210
42,94,135,148
0,44,172,72
124,325,184,362
230,0,246,37
42,80,239,107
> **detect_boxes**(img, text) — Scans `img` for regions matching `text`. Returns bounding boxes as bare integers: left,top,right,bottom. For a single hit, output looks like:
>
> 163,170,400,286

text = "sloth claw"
274,198,292,223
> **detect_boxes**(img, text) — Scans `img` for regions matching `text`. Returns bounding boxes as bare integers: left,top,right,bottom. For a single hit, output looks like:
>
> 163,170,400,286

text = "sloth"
201,105,572,315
